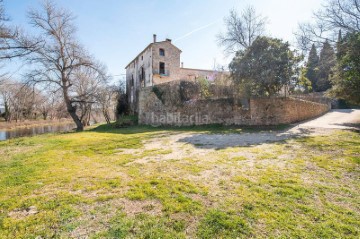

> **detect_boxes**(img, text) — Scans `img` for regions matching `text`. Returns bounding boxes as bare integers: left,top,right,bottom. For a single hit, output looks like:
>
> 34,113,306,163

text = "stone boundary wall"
138,83,331,126
290,92,332,105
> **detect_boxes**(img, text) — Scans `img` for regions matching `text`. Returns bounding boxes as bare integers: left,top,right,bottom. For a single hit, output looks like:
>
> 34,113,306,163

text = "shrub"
152,86,165,104
114,115,138,128
197,77,212,99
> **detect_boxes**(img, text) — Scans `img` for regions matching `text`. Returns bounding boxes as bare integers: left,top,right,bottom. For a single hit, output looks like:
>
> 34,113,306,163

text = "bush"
115,93,129,119
197,77,212,99
114,115,138,128
152,86,165,104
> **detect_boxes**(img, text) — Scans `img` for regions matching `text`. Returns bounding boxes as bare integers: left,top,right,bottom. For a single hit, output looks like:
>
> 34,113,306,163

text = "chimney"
153,34,157,43
166,38,172,43
181,62,184,68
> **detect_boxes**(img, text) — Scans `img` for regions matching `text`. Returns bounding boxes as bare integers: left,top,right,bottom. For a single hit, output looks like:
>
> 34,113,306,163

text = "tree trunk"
42,111,47,120
69,108,84,131
81,104,92,127
62,86,84,131
4,101,11,122
103,109,111,124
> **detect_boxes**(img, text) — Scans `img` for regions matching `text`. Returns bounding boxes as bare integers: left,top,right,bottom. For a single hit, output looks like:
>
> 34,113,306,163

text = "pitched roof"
125,41,182,69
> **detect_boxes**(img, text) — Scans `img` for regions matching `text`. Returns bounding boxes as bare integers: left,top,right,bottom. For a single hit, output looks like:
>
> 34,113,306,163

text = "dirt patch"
8,206,38,219
70,200,119,238
179,132,296,149
121,199,162,217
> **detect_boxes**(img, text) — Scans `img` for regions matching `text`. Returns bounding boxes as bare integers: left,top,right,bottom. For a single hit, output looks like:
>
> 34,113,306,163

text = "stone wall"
248,97,330,125
178,68,231,85
138,81,331,126
178,68,218,81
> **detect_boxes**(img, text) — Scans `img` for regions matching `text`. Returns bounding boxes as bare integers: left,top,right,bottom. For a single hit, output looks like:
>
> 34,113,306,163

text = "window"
159,62,165,74
141,67,145,81
159,48,165,56
140,67,145,87
131,74,134,87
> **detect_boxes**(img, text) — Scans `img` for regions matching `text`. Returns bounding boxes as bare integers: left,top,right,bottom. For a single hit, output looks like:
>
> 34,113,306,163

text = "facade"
125,34,227,114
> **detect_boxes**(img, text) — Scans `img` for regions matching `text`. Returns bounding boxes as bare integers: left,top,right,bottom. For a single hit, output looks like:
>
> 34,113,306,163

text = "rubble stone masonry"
138,82,331,126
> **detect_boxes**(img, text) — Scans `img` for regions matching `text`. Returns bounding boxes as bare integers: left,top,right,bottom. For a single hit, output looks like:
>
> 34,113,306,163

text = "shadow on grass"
90,123,292,135
87,123,315,150
177,127,315,150
333,123,360,133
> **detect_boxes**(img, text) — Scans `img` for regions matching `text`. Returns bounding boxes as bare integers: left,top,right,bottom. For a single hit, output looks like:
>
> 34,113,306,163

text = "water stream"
0,123,76,141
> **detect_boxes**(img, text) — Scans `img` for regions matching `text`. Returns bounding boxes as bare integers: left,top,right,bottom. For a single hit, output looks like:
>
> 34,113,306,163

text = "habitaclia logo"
149,112,209,125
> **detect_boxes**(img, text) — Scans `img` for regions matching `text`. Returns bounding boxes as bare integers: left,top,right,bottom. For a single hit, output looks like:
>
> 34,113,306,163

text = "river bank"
0,118,74,130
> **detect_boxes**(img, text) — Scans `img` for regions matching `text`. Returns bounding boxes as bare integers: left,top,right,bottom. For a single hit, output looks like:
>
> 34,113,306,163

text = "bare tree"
0,0,36,63
71,65,108,126
45,89,67,120
0,0,37,87
0,79,35,122
217,6,267,54
96,85,117,124
296,0,360,50
24,0,107,131
0,80,69,122
0,79,14,121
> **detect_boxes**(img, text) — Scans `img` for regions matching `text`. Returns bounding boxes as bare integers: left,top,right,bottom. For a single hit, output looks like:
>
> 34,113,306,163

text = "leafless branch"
217,6,267,54
295,0,360,51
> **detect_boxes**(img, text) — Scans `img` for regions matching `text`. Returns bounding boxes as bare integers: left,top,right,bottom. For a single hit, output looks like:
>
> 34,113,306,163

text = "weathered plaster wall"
138,82,330,126
126,46,153,113
152,41,181,85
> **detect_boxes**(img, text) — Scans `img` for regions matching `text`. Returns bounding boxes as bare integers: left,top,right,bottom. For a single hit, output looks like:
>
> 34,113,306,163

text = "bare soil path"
293,109,360,130
140,109,360,152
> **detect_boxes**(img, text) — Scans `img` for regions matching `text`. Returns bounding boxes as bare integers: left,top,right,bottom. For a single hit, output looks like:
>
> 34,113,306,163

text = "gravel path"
177,109,360,149
293,109,360,130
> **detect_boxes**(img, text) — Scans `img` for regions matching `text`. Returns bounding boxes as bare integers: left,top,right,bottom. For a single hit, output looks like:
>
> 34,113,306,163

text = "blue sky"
3,0,324,82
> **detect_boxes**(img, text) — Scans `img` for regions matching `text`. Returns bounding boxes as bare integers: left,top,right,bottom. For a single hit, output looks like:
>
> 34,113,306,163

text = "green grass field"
0,125,359,238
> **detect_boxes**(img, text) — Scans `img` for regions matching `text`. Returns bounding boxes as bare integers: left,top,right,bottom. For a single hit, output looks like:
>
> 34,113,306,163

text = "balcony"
153,69,170,77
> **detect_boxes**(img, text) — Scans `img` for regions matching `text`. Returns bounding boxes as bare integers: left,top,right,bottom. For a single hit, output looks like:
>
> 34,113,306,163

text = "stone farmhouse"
125,34,226,113
125,35,330,126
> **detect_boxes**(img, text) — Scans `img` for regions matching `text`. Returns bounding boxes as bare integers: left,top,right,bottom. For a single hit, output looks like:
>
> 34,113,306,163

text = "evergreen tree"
316,41,336,91
336,30,346,60
299,67,313,93
229,37,300,97
305,44,319,91
336,30,342,54
330,32,360,105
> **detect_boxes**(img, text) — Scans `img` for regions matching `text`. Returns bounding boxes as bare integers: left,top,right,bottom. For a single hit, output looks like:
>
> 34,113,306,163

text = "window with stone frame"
159,48,165,56
159,62,165,74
